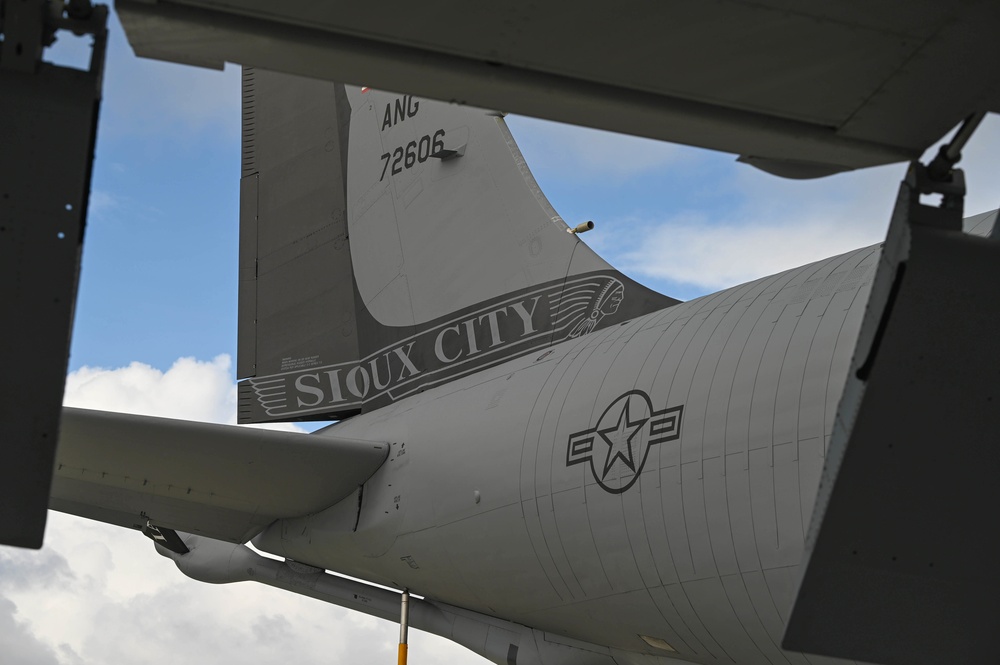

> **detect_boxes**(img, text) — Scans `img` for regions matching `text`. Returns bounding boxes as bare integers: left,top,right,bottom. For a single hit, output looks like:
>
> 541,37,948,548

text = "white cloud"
602,160,899,291
506,114,689,180
620,211,884,291
511,104,1000,296
612,113,1000,292
4,512,487,664
63,355,302,432
0,594,61,665
64,355,236,423
3,514,410,665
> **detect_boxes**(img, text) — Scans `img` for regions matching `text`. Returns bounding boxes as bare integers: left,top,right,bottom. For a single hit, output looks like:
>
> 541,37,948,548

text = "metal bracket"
142,521,191,555
0,1,108,548
784,114,1000,665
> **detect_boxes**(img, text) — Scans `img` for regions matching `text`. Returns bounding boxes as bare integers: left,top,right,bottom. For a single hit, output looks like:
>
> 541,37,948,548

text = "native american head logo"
566,390,683,494
566,278,625,338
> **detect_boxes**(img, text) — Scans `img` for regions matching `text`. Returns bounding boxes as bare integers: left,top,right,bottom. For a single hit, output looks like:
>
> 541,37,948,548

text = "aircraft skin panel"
50,408,389,544
963,208,999,236
238,68,360,382
236,76,677,423
345,86,630,328
117,1,1000,176
252,245,880,663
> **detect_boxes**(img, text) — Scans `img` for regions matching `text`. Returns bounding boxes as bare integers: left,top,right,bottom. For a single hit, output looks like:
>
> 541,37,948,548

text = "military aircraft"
5,2,1000,664
43,64,1000,665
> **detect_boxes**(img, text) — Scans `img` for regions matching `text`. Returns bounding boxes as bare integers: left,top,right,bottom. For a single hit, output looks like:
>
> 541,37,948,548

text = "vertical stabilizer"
238,71,678,423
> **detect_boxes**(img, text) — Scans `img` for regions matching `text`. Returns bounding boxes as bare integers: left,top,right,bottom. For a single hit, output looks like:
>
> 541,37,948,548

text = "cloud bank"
619,211,885,292
506,114,687,181
65,355,237,422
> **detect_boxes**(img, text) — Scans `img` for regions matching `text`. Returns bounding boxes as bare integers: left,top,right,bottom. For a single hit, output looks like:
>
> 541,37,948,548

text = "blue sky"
62,14,1000,377
3,10,999,665
67,27,241,373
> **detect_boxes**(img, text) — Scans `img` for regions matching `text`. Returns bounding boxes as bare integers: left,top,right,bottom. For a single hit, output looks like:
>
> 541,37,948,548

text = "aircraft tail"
237,68,678,423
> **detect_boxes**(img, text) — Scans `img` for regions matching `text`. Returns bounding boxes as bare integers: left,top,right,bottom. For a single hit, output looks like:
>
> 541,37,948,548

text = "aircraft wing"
50,408,388,543
115,0,1000,177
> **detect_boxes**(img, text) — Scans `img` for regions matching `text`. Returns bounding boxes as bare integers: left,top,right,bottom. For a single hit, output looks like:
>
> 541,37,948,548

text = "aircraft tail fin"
237,69,677,423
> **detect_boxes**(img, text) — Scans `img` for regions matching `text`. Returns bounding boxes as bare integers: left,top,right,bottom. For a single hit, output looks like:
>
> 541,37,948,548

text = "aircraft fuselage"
254,244,879,664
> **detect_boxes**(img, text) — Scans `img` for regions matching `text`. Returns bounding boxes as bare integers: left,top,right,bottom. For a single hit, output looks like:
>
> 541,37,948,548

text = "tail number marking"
380,130,445,181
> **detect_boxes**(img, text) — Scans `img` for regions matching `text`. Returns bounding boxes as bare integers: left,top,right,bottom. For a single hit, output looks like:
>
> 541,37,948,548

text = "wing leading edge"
50,408,388,543
116,0,1000,177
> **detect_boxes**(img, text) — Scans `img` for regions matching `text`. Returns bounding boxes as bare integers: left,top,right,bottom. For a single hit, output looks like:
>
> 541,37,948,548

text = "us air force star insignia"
566,390,683,494
598,400,645,476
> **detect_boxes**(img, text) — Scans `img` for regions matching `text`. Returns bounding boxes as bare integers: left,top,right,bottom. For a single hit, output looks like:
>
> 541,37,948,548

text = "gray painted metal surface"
236,67,359,384
783,167,1000,664
341,86,618,326
51,408,389,543
115,0,1000,176
154,534,661,665
0,1,107,548
236,78,676,423
251,243,882,664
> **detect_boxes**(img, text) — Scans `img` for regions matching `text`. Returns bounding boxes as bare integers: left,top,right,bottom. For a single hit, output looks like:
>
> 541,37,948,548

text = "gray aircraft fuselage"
253,243,880,665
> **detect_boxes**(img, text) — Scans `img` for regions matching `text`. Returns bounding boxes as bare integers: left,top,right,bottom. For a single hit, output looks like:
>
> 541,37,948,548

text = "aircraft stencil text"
380,130,445,181
381,95,420,131
244,274,629,419
433,297,540,363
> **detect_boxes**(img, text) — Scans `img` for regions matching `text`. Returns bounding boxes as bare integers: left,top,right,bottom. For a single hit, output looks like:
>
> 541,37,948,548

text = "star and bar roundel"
566,390,683,494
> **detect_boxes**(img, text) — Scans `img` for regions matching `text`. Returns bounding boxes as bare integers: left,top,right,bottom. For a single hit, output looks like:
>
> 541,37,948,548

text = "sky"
3,11,1000,665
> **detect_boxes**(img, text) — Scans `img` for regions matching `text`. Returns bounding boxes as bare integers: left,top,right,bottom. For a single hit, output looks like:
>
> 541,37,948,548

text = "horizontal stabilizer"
50,408,388,543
